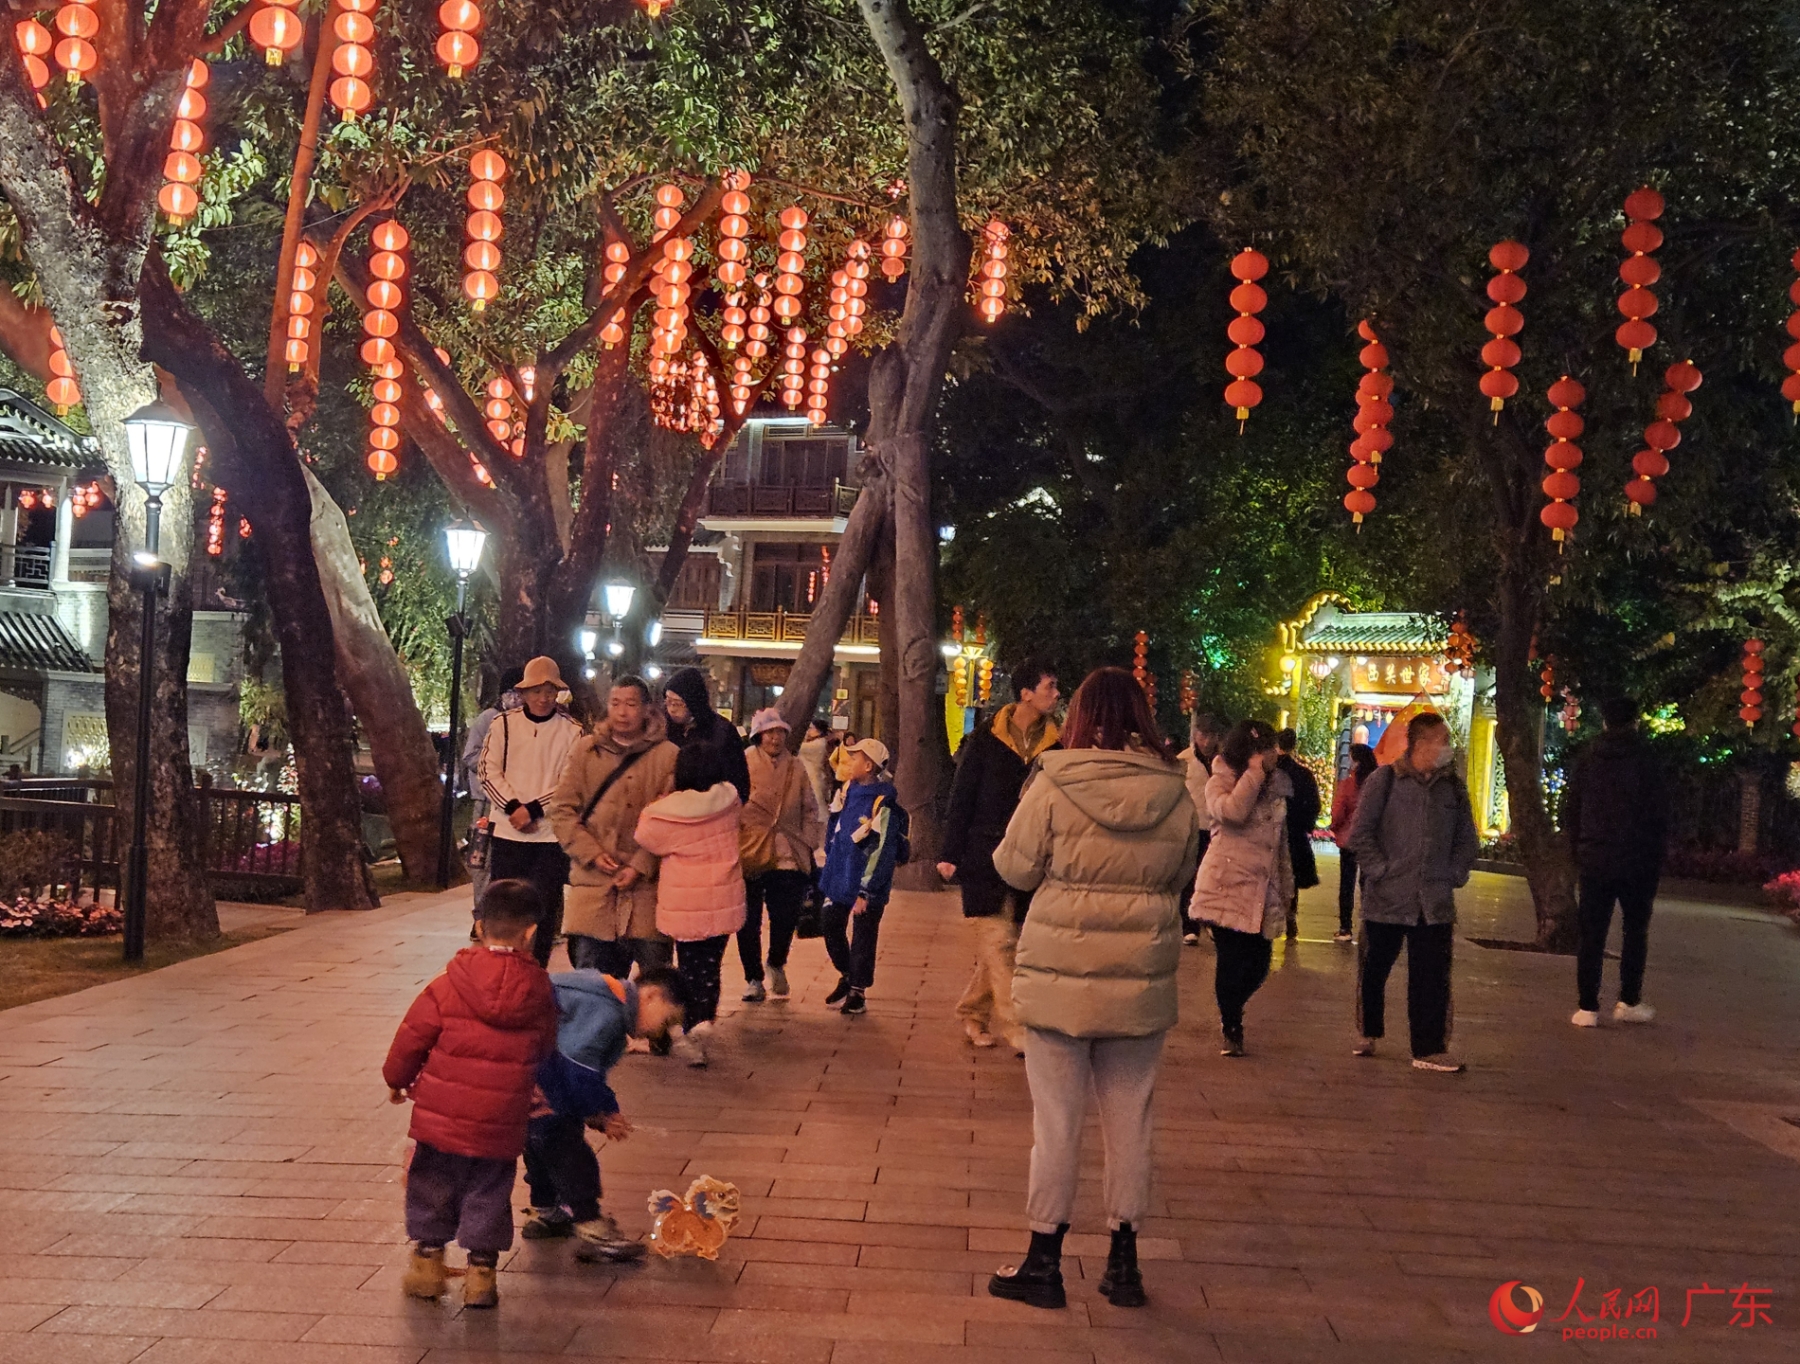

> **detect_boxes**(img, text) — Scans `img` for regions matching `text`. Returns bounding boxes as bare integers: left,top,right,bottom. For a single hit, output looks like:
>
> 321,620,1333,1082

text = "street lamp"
121,401,194,963
438,518,487,888
601,580,635,663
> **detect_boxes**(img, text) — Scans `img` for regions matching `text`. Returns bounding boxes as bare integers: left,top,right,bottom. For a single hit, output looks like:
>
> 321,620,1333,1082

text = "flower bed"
1761,870,1800,923
0,896,123,939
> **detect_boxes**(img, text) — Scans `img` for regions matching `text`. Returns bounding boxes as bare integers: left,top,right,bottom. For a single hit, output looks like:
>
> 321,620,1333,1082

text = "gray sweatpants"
1022,1027,1165,1233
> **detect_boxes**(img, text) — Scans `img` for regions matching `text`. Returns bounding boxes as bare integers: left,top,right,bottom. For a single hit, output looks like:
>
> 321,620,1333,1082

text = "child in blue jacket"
521,966,686,1260
819,738,908,1015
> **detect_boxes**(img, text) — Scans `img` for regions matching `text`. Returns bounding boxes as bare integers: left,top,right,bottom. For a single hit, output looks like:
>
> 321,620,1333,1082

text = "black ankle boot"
1098,1222,1146,1307
987,1224,1067,1309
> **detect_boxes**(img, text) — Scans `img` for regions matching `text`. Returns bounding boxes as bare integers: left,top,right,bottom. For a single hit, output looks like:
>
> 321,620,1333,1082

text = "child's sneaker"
463,1260,498,1309
768,966,790,999
520,1205,574,1239
574,1213,647,1262
671,1026,708,1067
1570,1009,1600,1028
742,979,766,1003
626,1035,651,1054
841,989,866,1015
401,1245,447,1299
825,976,851,1007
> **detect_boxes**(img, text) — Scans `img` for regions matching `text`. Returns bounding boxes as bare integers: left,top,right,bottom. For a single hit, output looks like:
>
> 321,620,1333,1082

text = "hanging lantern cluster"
1345,319,1391,525
485,375,521,454
248,0,302,67
206,487,228,556
1625,359,1702,514
157,59,210,224
717,174,751,289
16,19,52,101
1539,655,1556,703
598,239,629,348
651,195,693,360
780,326,808,412
464,149,506,311
46,325,79,413
1480,240,1528,417
1132,630,1149,691
691,352,722,442
805,340,831,426
1179,670,1197,716
1560,686,1580,734
284,239,319,372
879,214,909,281
363,220,409,481
437,0,481,78
1224,249,1268,427
774,205,808,320
1782,247,1800,416
1446,613,1477,678
1540,375,1586,549
1742,638,1765,727
53,0,97,83
975,220,1009,323
838,240,870,340
13,487,53,510
1616,187,1664,369
329,0,380,121
68,481,104,518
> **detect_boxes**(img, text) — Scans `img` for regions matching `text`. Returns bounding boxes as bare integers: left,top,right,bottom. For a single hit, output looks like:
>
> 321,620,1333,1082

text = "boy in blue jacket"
521,966,687,1260
819,738,908,1016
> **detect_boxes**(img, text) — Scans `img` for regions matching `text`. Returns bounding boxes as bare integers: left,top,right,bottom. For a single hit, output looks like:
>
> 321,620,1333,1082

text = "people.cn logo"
1490,1281,1546,1335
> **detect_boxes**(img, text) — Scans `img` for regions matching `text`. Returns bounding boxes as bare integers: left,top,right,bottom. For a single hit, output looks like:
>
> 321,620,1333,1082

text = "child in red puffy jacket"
384,879,557,1309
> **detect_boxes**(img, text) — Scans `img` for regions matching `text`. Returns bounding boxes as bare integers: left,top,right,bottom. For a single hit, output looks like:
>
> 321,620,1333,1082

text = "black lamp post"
437,518,487,888
121,401,194,963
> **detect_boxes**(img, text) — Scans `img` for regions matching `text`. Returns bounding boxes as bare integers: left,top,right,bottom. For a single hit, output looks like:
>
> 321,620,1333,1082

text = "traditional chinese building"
1268,592,1507,835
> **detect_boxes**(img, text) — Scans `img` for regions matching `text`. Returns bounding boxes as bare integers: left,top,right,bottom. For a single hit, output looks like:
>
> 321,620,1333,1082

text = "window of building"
749,542,831,612
759,435,848,488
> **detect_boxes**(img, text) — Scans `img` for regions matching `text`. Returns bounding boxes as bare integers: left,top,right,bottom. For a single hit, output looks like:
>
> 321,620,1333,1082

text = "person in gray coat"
1346,711,1479,1073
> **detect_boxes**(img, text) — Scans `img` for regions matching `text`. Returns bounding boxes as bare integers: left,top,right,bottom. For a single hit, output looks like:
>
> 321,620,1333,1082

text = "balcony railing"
1,544,51,588
703,481,860,519
701,608,880,648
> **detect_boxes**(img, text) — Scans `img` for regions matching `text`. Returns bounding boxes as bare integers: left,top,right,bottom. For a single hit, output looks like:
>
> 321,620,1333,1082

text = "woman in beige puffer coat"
986,668,1198,1315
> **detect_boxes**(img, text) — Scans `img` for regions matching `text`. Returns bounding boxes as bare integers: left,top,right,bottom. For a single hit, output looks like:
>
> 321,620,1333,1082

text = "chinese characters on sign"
1350,655,1451,695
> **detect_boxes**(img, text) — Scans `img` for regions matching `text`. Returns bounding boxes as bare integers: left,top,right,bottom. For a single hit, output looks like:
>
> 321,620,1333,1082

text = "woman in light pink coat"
634,745,746,1065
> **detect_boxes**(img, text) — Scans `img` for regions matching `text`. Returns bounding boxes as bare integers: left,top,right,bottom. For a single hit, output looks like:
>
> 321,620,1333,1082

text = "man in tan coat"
548,677,679,976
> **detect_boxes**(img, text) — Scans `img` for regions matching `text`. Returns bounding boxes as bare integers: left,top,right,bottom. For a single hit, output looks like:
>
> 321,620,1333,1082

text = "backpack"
891,801,912,866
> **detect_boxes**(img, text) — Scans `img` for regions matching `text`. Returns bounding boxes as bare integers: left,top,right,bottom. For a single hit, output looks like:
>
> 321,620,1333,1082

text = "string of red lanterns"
1539,374,1586,552
68,481,104,518
879,214,908,281
599,238,629,348
53,0,98,83
774,205,808,322
805,339,831,426
285,239,319,372
717,173,751,290
780,325,808,412
206,487,228,556
363,219,409,481
1539,655,1556,703
16,19,52,103
437,0,482,79
485,375,520,454
1616,187,1664,371
1344,319,1390,526
46,325,79,414
1224,248,1268,428
976,220,1009,323
1741,638,1765,727
158,59,210,225
1624,359,1702,514
1782,247,1800,417
330,0,380,121
248,0,303,67
1480,239,1528,418
464,149,506,311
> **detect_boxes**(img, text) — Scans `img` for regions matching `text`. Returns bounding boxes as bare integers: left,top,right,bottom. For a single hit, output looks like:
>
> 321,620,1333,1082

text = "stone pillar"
1738,767,1762,855
50,484,73,584
0,485,16,586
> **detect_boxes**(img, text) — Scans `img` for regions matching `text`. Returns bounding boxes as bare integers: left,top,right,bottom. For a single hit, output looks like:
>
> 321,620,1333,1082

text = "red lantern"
46,325,79,413
1539,375,1586,550
330,1,380,121
1481,240,1528,417
1225,248,1268,427
1539,655,1556,703
716,173,751,290
879,214,908,281
437,0,482,78
53,0,98,83
1625,360,1701,515
1344,319,1391,526
975,220,1009,324
465,150,507,311
780,325,808,412
1742,638,1765,727
1616,187,1664,369
248,0,303,67
157,59,209,224
363,221,408,479
16,19,52,102
1782,247,1800,418
773,204,808,321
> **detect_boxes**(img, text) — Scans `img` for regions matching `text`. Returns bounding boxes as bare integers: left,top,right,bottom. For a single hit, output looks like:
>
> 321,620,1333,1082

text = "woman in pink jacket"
635,745,747,1066
1329,743,1378,943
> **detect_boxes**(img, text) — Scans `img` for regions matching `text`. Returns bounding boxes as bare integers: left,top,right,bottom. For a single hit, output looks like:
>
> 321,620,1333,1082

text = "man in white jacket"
1176,713,1225,945
479,655,584,965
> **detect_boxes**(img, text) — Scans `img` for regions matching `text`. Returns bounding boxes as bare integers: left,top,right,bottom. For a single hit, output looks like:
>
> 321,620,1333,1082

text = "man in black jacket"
937,658,1060,1050
1564,695,1668,1027
1275,729,1321,939
661,667,752,804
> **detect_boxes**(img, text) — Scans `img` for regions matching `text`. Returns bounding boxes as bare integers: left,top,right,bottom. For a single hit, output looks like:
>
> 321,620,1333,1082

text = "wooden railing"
0,775,304,895
703,480,860,519
700,608,880,648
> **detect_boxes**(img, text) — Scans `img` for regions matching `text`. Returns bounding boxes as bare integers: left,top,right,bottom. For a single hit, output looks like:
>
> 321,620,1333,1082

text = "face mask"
1430,745,1453,769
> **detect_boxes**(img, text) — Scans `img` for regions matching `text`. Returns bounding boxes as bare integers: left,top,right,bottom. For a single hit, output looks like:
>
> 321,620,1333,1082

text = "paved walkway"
3,859,1799,1363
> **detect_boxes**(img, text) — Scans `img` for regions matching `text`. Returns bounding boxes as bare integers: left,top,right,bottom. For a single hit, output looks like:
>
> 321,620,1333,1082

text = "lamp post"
438,519,487,889
121,402,194,963
602,580,635,671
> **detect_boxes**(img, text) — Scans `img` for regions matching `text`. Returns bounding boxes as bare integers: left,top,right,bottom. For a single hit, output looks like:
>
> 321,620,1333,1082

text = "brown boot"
401,1245,447,1300
463,1260,499,1309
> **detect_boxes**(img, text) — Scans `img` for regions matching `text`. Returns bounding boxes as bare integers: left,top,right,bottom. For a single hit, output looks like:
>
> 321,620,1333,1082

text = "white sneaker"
1613,1001,1655,1024
768,966,789,998
742,979,766,1003
1411,1053,1465,1073
671,1027,707,1067
1570,1009,1600,1028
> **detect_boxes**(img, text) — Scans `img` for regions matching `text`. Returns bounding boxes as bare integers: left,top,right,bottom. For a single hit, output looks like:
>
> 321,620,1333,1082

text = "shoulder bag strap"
579,747,648,827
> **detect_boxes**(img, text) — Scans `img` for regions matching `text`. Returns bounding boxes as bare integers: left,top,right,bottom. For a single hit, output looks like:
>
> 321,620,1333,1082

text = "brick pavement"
2,858,1798,1362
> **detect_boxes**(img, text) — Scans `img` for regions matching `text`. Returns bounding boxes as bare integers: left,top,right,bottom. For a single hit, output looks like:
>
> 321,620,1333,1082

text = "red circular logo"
1490,1281,1545,1335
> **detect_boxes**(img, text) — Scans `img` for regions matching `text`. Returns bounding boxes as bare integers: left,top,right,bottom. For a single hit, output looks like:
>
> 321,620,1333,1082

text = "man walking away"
479,657,584,966
1275,729,1320,939
1177,714,1226,945
938,658,1061,1050
1347,712,1479,1073
462,665,525,921
1564,696,1668,1028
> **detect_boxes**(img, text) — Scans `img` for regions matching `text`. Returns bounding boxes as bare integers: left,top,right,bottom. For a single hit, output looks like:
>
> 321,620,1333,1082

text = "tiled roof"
1302,615,1446,654
0,389,95,469
0,611,95,672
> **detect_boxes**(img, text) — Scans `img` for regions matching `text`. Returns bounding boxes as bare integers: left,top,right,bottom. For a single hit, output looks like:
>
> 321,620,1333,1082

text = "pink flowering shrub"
1762,870,1800,921
0,895,123,939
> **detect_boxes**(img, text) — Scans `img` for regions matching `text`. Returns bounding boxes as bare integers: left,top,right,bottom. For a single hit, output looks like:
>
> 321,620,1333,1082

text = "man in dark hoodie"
1563,695,1668,1028
1275,729,1321,939
662,667,752,804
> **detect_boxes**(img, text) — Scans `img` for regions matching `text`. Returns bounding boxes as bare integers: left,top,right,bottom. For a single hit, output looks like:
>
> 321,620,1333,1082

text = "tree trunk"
303,468,453,883
867,517,902,749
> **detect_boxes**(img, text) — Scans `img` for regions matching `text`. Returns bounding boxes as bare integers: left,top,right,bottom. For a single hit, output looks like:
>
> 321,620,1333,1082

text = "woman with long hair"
1329,743,1379,942
1190,718,1293,1057
986,668,1198,1313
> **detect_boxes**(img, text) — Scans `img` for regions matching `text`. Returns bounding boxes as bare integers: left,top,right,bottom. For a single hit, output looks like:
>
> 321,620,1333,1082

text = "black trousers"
1180,831,1211,935
676,935,730,1026
823,899,884,990
485,838,569,967
1211,925,1273,1038
523,1114,601,1223
1576,871,1657,1012
738,869,809,982
569,934,673,977
1357,919,1453,1057
1337,849,1359,933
